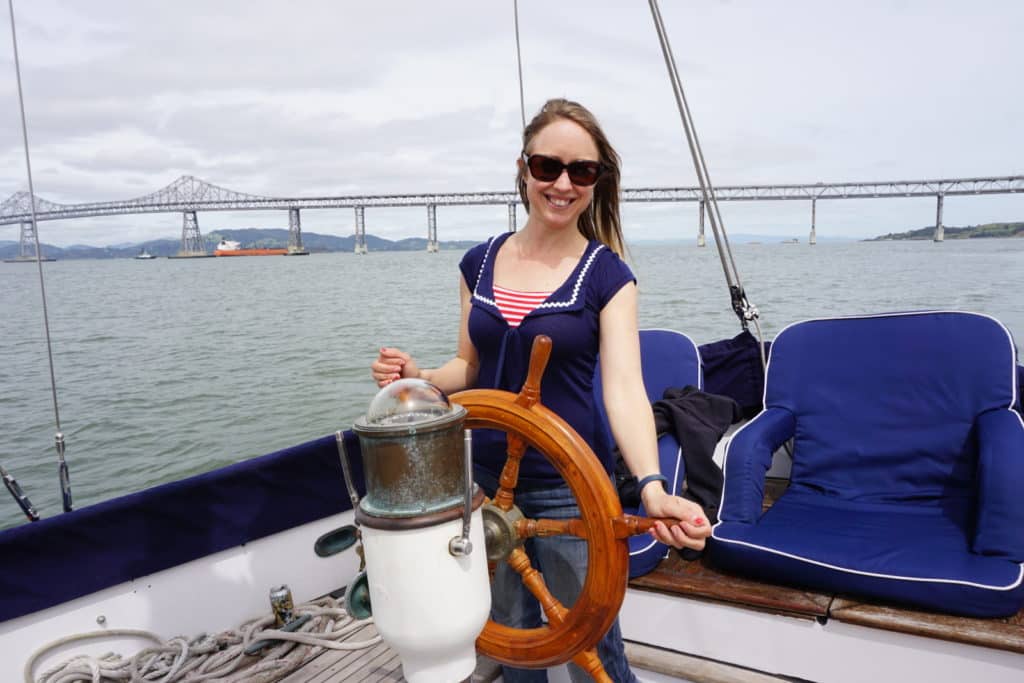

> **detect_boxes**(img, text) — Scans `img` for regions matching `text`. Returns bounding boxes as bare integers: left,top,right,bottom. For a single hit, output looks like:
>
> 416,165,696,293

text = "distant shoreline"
865,221,1023,241
3,222,1022,259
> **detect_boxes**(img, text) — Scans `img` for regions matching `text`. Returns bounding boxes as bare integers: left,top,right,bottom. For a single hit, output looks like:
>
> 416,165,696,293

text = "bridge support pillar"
354,206,367,254
809,198,817,245
5,221,53,262
178,211,207,256
933,194,945,242
697,200,706,247
287,208,308,255
426,204,438,252
508,203,517,233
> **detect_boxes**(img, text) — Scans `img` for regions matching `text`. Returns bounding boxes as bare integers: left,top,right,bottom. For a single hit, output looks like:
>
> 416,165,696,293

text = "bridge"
1,174,1021,258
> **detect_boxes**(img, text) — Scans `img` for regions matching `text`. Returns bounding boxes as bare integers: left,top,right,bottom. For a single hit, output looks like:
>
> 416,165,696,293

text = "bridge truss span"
624,175,1024,203
3,174,1020,227
0,174,1020,252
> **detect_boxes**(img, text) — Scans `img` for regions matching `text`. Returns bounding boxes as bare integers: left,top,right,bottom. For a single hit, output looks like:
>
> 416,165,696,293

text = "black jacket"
616,385,742,525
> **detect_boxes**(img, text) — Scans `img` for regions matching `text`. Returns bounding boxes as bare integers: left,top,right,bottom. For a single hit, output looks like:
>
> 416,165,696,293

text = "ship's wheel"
450,335,669,682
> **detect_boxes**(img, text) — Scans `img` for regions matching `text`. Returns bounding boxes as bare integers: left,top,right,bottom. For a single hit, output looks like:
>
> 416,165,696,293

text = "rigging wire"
512,0,527,132
7,0,72,513
646,0,768,370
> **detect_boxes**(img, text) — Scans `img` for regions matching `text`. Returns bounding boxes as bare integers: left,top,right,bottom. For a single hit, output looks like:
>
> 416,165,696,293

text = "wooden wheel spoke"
571,649,612,683
493,433,527,511
612,513,677,539
506,547,569,628
513,335,551,409
515,516,588,540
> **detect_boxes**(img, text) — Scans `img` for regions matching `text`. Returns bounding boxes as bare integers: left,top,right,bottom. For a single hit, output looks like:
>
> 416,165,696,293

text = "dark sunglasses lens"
528,155,564,182
526,155,603,186
567,161,601,186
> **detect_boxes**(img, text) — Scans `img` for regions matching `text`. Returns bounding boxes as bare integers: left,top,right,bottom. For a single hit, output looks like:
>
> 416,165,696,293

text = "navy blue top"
459,232,636,484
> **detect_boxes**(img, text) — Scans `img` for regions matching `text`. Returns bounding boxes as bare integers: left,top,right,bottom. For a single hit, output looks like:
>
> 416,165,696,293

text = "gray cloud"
1,0,1021,246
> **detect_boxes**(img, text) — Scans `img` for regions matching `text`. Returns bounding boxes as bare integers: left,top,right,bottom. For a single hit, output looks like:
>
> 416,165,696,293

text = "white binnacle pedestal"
360,507,491,683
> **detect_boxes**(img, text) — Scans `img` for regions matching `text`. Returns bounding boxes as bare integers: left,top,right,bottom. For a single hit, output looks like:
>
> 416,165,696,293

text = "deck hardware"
1,463,39,522
348,378,490,682
313,524,359,557
334,431,361,511
481,501,525,563
449,429,475,556
344,571,372,620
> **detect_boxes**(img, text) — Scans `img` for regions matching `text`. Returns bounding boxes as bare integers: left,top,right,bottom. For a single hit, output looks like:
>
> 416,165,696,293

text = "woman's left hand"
640,488,711,550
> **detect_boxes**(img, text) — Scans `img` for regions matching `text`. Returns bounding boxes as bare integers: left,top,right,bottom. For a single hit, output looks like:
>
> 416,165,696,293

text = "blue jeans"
475,469,637,683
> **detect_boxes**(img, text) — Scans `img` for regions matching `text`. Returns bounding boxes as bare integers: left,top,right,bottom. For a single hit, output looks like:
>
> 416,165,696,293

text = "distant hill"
631,233,857,245
868,222,1024,241
0,228,480,260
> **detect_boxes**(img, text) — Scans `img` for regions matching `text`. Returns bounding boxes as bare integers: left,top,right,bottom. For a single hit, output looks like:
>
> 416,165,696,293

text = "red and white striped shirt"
492,284,552,327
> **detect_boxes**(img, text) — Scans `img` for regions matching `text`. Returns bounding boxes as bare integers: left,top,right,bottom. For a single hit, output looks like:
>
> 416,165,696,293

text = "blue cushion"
626,434,686,577
973,408,1024,560
711,311,1024,617
593,328,702,578
714,487,1024,617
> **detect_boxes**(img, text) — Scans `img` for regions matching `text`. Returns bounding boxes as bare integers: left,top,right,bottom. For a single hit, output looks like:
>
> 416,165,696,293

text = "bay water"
1,238,1021,530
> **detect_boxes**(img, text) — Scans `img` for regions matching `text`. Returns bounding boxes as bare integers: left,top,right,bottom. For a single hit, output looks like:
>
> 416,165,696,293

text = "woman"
371,98,709,682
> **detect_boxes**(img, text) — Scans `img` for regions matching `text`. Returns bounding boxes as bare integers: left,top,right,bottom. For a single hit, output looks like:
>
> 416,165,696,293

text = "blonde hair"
517,98,625,257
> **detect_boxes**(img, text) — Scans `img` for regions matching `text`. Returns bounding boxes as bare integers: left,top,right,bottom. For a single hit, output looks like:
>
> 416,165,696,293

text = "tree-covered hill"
869,222,1024,241
0,229,480,260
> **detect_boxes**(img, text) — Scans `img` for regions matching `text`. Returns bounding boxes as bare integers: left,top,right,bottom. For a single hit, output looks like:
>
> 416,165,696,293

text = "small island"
869,222,1023,241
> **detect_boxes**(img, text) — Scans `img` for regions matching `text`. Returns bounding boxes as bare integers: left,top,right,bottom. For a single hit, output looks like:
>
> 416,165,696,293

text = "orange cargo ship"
214,239,288,256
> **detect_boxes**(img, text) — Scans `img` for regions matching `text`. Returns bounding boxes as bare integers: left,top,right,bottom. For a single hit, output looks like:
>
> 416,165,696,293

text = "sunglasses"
521,153,606,187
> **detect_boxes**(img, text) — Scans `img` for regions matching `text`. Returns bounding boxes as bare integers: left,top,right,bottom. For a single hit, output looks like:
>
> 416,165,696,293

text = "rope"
25,597,381,683
6,0,72,513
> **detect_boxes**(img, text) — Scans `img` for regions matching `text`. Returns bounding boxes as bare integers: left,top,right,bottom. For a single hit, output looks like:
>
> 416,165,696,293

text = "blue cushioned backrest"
593,329,702,450
638,328,703,398
767,312,1017,502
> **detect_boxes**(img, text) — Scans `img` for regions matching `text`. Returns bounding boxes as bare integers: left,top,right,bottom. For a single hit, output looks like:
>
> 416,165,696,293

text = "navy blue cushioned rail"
0,432,365,623
595,329,702,578
710,311,1024,618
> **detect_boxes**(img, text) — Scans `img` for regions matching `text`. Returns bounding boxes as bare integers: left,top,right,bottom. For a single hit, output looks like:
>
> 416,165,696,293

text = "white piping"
767,310,1019,410
471,237,607,312
710,534,1024,591
630,442,684,558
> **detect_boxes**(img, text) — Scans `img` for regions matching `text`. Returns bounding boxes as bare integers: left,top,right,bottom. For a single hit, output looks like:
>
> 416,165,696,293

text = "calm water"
1,239,1021,529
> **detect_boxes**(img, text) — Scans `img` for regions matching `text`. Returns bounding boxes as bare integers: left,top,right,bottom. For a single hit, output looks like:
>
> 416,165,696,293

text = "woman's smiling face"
520,117,600,233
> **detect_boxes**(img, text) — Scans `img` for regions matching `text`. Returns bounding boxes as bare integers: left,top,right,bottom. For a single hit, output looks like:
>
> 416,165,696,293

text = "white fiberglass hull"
1,511,361,683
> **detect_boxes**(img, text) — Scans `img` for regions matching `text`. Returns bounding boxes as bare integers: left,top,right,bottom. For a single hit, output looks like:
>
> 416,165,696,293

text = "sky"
0,0,1022,247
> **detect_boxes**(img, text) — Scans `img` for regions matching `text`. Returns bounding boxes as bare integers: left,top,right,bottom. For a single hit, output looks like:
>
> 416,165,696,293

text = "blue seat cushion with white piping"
710,311,1024,617
594,328,702,578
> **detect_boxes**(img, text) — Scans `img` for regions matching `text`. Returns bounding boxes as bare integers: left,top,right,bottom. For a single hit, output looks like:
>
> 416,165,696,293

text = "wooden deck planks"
276,621,394,683
278,620,501,682
829,597,1024,655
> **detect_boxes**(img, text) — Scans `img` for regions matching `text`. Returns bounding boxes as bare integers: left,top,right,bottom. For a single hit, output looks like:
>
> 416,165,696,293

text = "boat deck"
269,478,1022,682
272,621,501,683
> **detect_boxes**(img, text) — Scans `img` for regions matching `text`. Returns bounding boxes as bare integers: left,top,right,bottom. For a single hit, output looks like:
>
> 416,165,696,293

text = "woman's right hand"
370,347,422,387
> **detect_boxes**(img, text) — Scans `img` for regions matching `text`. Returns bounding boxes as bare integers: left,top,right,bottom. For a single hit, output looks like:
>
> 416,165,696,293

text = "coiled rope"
25,596,381,683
